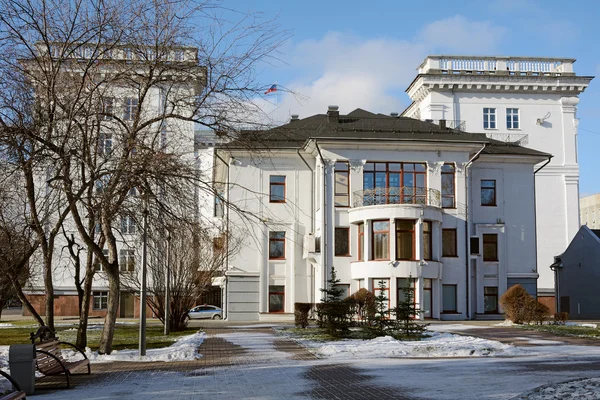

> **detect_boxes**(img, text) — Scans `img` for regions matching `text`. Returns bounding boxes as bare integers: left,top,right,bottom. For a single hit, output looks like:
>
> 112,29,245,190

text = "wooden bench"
0,370,26,400
30,327,91,389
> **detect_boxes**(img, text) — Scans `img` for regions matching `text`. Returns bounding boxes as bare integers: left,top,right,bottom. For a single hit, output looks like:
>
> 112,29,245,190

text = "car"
188,305,223,320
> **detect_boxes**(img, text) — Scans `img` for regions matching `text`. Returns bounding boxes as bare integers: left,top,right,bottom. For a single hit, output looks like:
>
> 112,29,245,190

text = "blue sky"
226,0,600,196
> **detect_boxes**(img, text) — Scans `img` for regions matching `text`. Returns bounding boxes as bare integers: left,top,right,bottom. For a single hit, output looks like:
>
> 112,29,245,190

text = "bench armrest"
35,349,68,375
57,341,89,361
0,370,21,392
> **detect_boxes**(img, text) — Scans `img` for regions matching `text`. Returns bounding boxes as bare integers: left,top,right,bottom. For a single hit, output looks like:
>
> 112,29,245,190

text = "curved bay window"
363,162,427,205
358,223,365,261
371,220,390,260
395,220,415,260
423,221,432,260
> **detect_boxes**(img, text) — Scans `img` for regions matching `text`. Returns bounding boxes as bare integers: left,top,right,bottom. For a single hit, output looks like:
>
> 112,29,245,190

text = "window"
124,97,138,121
441,164,455,208
269,176,286,203
333,284,350,299
470,237,480,255
395,219,415,260
423,221,432,261
484,287,499,313
481,180,496,206
363,162,427,205
397,278,416,308
95,249,109,272
269,231,285,259
506,108,519,129
269,285,284,312
214,192,224,218
372,278,390,311
335,227,350,256
371,220,390,260
483,108,496,129
119,249,135,272
483,234,498,261
93,291,108,310
120,215,136,234
334,161,350,207
442,285,457,312
102,97,114,120
423,278,432,318
358,223,364,261
442,229,457,257
98,132,112,155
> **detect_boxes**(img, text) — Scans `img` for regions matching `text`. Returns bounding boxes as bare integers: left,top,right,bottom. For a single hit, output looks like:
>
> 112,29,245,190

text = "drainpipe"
315,141,328,293
464,144,487,320
534,156,553,303
298,149,315,305
214,150,230,319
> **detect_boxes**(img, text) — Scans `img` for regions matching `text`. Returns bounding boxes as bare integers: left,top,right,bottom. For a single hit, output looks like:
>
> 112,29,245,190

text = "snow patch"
495,319,515,327
566,322,598,329
0,324,15,329
290,331,524,359
429,324,491,332
514,377,600,400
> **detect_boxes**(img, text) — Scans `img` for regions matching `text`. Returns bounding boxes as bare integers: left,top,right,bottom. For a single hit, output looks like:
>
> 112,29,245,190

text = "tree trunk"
98,271,120,354
12,281,45,327
43,252,55,330
76,265,95,349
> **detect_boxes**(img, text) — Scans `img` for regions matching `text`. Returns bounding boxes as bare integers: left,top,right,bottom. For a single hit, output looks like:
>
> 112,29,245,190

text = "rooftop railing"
419,55,575,76
353,187,441,208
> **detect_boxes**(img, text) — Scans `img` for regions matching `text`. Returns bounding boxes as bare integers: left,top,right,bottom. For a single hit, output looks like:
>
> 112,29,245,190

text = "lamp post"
139,196,149,357
164,229,171,335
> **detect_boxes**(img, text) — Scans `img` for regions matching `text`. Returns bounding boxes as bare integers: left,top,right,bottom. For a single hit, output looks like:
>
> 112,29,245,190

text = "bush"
500,284,550,324
348,288,376,324
294,302,312,328
553,312,569,325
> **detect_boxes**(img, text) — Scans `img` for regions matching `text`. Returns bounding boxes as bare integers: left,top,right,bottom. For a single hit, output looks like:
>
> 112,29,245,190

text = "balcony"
353,187,441,208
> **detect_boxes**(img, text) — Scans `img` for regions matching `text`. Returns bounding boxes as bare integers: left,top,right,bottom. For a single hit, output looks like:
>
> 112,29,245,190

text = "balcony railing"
353,187,441,208
419,55,575,76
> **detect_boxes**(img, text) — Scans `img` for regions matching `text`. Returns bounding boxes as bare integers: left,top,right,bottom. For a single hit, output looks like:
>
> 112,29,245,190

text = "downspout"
534,156,553,303
298,149,315,305
214,150,230,320
464,143,487,320
315,141,328,293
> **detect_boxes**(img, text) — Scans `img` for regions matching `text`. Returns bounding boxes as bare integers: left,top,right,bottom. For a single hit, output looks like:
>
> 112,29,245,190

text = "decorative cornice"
427,161,445,176
455,162,467,176
349,159,367,173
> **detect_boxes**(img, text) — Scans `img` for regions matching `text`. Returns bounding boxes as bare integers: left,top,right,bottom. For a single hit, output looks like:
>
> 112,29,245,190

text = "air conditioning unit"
303,234,316,253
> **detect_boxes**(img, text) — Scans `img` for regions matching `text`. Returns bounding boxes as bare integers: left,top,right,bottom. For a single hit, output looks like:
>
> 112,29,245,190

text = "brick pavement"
32,325,412,399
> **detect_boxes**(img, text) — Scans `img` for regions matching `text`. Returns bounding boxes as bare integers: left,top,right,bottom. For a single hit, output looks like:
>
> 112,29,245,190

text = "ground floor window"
422,278,432,318
93,291,108,310
372,278,390,311
397,278,416,307
484,286,498,313
442,285,457,313
333,284,350,299
269,285,285,312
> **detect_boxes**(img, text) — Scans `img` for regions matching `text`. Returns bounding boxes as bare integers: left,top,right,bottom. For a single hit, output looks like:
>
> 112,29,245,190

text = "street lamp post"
164,230,171,335
139,198,149,357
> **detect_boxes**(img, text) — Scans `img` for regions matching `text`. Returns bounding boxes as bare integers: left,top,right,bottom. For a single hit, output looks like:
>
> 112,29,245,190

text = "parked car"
188,305,223,320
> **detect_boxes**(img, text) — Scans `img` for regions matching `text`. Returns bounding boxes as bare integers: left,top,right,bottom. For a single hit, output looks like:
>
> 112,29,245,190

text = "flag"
264,84,277,95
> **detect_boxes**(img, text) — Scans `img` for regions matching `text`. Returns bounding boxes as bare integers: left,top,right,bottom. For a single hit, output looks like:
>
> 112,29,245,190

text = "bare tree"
0,0,288,353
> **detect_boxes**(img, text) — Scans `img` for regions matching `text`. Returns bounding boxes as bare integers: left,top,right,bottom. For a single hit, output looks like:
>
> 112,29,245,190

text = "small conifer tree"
371,279,391,335
317,266,351,336
392,277,428,338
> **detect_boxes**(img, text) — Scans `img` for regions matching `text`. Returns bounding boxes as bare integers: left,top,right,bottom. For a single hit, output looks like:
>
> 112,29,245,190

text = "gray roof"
219,109,551,158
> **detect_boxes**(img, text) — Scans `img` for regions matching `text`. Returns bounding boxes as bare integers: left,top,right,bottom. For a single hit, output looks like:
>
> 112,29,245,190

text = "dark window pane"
442,229,457,257
483,234,498,261
396,231,413,260
270,185,285,201
269,242,284,258
269,231,285,239
335,228,349,256
373,221,389,231
441,164,455,173
334,162,349,171
270,176,285,183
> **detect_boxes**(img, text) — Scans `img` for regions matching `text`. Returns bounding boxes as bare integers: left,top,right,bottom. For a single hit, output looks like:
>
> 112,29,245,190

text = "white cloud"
263,15,507,121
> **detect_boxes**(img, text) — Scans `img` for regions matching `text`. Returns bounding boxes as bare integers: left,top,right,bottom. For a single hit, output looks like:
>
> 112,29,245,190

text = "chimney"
439,119,447,129
327,105,339,122
390,112,399,117
290,114,299,122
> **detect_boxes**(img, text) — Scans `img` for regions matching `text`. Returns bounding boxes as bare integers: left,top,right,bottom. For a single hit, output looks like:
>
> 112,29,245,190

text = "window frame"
268,285,285,313
363,162,427,205
372,278,390,312
483,234,498,262
124,97,139,121
371,220,390,261
119,249,136,272
93,291,108,310
442,229,458,257
441,163,456,209
481,180,497,207
268,231,286,260
442,284,458,313
269,175,286,203
484,286,499,313
423,221,432,261
334,227,350,256
120,215,137,234
358,223,364,261
334,161,350,207
483,107,497,129
506,108,520,130
102,97,114,121
395,219,415,261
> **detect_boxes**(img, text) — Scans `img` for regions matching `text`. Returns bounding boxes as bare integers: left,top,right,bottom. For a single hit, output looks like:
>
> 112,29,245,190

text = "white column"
324,158,336,287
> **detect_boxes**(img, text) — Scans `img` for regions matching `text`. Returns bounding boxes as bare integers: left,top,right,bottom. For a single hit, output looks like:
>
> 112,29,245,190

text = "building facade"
215,108,549,321
402,55,593,304
581,193,600,229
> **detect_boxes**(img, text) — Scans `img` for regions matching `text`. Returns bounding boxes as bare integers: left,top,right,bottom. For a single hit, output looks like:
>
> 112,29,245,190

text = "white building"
402,56,593,306
215,107,549,321
581,194,600,229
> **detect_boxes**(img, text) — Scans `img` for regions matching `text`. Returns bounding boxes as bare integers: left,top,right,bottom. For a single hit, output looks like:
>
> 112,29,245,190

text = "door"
119,292,135,318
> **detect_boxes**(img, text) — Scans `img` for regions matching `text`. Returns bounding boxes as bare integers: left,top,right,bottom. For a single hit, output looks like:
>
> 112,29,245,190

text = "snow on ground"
0,324,15,329
215,331,294,363
428,323,491,332
286,330,525,359
514,378,600,400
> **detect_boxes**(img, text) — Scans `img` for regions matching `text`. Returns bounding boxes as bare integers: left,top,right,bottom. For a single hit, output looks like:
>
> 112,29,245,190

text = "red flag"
264,84,277,95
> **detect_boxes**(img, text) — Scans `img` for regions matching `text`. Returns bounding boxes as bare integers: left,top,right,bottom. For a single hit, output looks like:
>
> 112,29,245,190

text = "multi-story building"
215,107,549,321
402,56,593,308
581,194,600,229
